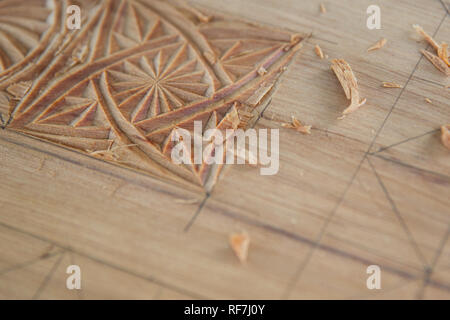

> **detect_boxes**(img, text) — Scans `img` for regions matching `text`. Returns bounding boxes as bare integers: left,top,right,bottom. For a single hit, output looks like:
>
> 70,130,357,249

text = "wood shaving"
413,24,440,52
330,59,367,115
437,43,450,67
257,66,267,76
382,81,402,88
229,232,250,263
414,25,450,69
282,116,312,134
441,125,450,150
367,38,387,52
320,3,326,14
421,50,450,76
6,81,32,100
314,44,324,59
425,98,432,104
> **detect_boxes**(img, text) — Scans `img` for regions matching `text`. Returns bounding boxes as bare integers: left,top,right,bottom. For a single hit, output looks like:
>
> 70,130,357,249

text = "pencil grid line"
0,221,204,299
32,251,65,300
283,11,448,299
366,157,429,268
416,224,450,299
0,251,62,277
373,154,450,181
439,0,450,14
183,97,275,231
371,129,440,155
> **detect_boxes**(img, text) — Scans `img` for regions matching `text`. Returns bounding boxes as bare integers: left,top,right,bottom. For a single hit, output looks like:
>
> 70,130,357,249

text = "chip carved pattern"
0,0,303,189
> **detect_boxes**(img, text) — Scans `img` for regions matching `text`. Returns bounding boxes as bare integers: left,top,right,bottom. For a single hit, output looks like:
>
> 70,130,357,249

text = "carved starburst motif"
1,0,304,190
109,44,213,123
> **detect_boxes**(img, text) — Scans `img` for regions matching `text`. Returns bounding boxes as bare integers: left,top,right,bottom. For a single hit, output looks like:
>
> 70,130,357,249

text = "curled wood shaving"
413,24,440,52
441,125,450,150
320,3,326,14
330,59,367,115
421,50,450,76
314,44,324,59
6,81,32,99
367,38,387,52
282,116,311,134
229,232,250,263
382,81,402,88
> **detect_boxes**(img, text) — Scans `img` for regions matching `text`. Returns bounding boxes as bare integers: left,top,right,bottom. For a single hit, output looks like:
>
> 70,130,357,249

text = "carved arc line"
97,71,203,186
0,0,60,83
10,34,181,126
137,41,302,136
135,0,223,89
5,0,106,124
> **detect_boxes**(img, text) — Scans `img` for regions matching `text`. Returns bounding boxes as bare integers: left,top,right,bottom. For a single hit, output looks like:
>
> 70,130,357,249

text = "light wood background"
0,0,449,299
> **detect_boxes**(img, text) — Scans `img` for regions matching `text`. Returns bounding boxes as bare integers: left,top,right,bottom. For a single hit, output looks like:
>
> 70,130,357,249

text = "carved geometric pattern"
1,0,303,189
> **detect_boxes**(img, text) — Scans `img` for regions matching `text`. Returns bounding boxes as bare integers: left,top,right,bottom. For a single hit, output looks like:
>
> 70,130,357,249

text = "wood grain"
0,0,449,299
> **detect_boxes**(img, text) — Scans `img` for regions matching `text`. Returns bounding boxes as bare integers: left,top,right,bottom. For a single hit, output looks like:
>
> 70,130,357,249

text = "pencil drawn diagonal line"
367,157,429,268
371,129,440,155
0,251,62,277
283,12,448,298
373,154,450,182
32,251,65,300
416,224,449,299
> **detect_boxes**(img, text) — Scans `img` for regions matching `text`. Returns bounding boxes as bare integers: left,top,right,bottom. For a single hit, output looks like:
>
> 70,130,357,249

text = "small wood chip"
425,98,432,104
229,232,250,263
382,81,402,88
330,59,367,115
441,125,450,150
282,116,312,134
257,66,267,76
320,3,326,14
314,44,324,59
421,49,450,76
290,33,302,45
367,38,387,52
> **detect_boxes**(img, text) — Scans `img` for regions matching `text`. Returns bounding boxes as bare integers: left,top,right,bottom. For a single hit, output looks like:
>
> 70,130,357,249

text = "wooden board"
0,0,449,299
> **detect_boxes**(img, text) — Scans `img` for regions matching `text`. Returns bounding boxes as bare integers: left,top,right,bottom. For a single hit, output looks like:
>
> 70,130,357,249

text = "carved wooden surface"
0,0,449,299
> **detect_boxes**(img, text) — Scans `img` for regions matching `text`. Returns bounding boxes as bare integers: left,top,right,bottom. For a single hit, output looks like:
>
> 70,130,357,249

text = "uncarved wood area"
0,0,449,299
